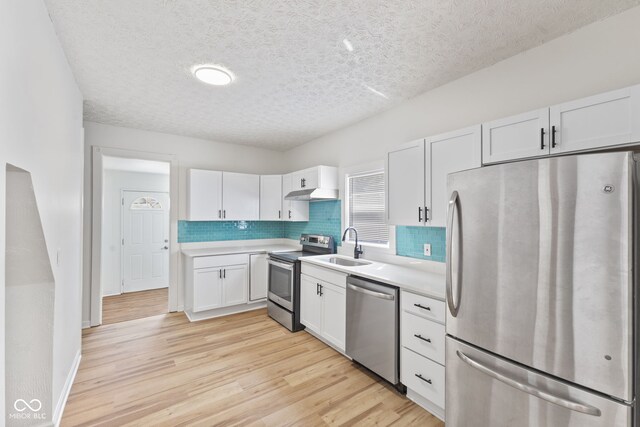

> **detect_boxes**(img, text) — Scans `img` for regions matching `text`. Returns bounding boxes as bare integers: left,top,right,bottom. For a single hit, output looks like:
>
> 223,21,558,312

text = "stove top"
268,251,321,263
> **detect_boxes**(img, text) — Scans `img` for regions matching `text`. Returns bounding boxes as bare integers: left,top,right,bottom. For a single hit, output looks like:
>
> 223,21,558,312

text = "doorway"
92,149,177,326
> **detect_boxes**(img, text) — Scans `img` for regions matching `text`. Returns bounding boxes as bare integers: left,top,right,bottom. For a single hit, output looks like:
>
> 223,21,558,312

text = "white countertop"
181,244,300,257
301,254,446,301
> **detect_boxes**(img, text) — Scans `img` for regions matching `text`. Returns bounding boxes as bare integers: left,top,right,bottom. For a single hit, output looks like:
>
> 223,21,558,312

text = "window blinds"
347,171,389,244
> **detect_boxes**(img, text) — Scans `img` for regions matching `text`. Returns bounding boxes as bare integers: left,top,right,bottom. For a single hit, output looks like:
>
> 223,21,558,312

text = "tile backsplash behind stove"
178,199,446,263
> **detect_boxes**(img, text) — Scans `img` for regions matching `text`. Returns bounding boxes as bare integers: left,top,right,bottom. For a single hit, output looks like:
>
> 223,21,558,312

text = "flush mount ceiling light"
193,66,234,86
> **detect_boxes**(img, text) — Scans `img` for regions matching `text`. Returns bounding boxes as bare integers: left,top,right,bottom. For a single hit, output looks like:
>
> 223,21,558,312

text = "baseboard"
406,388,445,421
52,350,81,427
81,320,91,329
185,301,266,322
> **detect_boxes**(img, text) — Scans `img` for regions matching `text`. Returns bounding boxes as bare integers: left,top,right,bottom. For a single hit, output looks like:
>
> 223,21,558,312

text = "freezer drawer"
446,337,632,427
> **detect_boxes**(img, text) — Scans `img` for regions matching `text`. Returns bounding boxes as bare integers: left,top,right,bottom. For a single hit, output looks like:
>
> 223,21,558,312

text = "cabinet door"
193,267,223,312
291,170,306,191
222,172,260,220
300,167,319,190
249,254,268,301
386,140,426,226
320,281,346,351
222,264,248,306
482,109,550,164
427,125,482,227
550,84,640,154
187,169,223,221
260,175,283,220
300,275,322,333
282,173,309,221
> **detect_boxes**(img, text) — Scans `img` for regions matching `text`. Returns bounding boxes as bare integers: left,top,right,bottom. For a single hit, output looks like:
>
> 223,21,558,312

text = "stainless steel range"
267,234,335,331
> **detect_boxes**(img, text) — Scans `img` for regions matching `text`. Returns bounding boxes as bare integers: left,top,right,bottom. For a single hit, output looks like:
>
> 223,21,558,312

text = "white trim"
406,388,445,421
81,320,91,329
53,350,81,427
90,146,179,327
184,301,266,322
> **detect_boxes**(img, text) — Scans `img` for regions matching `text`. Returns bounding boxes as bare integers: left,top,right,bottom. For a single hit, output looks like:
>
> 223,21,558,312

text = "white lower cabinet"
186,254,250,318
300,267,347,352
400,290,445,421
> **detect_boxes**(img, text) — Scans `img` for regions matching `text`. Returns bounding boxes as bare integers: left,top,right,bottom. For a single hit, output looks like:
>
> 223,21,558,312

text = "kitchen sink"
328,257,371,267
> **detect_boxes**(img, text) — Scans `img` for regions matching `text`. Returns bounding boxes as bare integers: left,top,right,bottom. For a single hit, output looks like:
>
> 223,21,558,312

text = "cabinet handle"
278,210,281,219
425,206,429,222
289,210,292,219
318,283,323,296
415,374,432,384
301,178,306,188
414,334,432,343
218,210,222,219
316,283,319,295
414,303,431,311
551,125,557,148
223,269,226,278
223,210,226,219
540,128,545,150
219,270,222,279
418,207,423,223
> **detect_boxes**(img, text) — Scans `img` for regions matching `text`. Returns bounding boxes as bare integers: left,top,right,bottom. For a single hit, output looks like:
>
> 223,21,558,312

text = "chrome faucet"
342,227,364,259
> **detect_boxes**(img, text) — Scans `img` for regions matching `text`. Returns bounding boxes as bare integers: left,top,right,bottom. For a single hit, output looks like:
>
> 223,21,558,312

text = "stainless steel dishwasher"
346,275,401,388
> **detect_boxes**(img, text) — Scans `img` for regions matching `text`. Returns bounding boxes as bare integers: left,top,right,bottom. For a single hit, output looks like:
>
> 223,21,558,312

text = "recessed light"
343,38,354,52
193,66,234,86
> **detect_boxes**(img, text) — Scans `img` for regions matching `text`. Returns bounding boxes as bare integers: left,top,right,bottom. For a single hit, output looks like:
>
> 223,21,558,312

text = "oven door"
267,258,294,311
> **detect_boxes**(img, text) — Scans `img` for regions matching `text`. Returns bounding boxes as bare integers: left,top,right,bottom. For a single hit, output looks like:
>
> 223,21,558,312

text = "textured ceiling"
45,0,640,151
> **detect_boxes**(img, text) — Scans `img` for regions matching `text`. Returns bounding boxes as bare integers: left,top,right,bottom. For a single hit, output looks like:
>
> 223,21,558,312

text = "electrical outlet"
423,243,431,256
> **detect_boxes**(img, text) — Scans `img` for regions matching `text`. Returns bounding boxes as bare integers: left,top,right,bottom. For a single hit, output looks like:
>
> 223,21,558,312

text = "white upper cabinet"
482,109,550,165
282,173,309,221
187,169,223,221
549,85,640,154
426,125,482,227
260,175,283,220
222,172,260,220
483,84,640,164
290,166,337,192
386,140,426,226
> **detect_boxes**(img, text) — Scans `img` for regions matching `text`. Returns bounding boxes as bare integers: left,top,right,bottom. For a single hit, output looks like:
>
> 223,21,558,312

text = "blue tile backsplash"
178,200,342,245
179,200,446,263
396,226,446,263
283,200,342,246
178,220,284,243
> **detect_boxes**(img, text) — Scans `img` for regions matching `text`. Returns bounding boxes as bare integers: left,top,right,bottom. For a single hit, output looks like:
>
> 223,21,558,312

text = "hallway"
102,288,168,325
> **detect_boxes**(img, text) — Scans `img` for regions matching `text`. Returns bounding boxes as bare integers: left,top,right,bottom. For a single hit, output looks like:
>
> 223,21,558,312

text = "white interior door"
122,191,170,293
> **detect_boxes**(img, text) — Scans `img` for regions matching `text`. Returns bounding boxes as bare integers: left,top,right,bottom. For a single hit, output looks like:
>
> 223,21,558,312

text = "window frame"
342,162,395,253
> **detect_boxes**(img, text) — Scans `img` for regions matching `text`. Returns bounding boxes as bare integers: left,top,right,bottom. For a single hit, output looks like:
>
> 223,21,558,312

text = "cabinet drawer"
401,311,445,365
401,291,445,324
301,263,347,288
193,254,248,269
401,347,445,409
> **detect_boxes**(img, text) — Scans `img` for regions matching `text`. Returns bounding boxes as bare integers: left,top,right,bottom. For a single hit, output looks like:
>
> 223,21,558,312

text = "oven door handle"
268,259,294,271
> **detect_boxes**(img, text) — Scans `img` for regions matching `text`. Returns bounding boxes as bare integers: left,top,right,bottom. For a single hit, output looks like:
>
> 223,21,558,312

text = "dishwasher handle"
347,283,395,300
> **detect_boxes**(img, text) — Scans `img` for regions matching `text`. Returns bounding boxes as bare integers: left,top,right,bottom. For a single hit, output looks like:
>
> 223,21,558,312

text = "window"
345,170,389,246
130,196,162,210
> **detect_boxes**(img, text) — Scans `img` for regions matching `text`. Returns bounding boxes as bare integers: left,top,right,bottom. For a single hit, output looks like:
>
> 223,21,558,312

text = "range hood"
284,187,339,201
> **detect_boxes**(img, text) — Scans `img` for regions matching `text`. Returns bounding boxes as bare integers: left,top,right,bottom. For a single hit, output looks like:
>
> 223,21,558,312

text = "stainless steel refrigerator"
445,151,637,426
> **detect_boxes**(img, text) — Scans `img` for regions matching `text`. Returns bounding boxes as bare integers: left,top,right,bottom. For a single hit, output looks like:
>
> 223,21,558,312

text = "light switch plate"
423,243,431,256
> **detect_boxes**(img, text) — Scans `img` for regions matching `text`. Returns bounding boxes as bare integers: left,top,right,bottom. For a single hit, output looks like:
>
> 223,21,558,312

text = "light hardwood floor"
63,308,444,426
102,288,168,325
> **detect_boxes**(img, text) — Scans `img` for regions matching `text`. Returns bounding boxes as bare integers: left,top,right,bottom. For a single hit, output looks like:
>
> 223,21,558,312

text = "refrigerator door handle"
456,350,602,417
446,190,461,317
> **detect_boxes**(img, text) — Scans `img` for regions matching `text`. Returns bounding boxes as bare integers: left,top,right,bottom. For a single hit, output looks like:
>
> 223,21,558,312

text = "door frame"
90,146,178,326
120,189,170,295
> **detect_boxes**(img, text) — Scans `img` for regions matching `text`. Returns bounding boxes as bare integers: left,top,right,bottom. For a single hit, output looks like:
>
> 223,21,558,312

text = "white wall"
83,122,288,324
0,0,84,423
101,170,170,296
284,5,640,170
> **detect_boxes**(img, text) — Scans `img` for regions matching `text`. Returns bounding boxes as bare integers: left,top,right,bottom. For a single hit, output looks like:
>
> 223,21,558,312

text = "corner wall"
1,0,84,423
